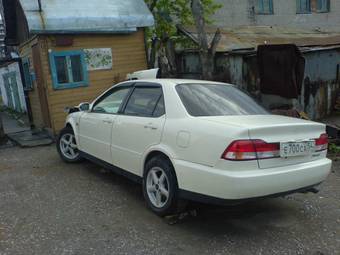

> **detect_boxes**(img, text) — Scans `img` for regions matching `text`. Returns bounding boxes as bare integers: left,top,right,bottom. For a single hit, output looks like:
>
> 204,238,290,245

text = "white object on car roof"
127,68,159,80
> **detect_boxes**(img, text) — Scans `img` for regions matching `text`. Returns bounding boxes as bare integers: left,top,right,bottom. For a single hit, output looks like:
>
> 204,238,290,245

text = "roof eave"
30,28,138,35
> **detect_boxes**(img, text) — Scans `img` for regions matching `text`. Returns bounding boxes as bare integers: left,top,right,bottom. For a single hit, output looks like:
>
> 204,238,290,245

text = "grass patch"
329,143,340,154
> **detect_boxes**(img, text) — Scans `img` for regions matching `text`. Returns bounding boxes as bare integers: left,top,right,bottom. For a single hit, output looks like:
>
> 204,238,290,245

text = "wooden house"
2,0,154,134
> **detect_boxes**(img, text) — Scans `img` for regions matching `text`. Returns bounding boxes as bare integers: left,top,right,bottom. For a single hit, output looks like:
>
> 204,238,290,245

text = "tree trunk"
191,0,221,80
158,47,170,77
164,37,177,77
157,34,177,78
148,38,158,69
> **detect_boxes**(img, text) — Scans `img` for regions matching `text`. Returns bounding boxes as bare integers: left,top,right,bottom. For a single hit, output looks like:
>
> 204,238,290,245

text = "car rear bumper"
174,158,332,202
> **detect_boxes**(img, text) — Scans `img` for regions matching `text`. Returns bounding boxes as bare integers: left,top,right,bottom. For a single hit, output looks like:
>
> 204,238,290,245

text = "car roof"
123,79,233,87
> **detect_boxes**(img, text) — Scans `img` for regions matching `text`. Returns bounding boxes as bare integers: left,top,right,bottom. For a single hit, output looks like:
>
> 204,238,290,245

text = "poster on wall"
84,48,113,71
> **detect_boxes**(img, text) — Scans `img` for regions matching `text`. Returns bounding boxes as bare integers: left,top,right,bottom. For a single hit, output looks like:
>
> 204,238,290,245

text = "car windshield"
176,83,269,117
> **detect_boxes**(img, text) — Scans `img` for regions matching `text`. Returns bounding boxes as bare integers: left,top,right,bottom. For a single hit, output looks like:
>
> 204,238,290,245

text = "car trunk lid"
201,115,326,169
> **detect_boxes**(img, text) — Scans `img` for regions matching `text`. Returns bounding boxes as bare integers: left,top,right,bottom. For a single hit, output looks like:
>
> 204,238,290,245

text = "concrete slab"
1,111,53,147
7,130,54,148
0,111,30,134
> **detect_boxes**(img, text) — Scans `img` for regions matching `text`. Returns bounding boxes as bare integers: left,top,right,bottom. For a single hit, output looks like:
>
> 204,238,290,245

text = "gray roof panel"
19,0,154,33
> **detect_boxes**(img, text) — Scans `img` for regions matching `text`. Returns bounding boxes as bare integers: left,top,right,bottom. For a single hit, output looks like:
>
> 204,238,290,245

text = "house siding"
41,29,148,133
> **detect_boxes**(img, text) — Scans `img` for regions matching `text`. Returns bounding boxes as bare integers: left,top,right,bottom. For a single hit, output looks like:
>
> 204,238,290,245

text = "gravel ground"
0,145,339,255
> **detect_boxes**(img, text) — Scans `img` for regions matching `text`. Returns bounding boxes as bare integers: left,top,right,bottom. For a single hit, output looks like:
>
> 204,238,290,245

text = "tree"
191,0,221,80
145,0,221,78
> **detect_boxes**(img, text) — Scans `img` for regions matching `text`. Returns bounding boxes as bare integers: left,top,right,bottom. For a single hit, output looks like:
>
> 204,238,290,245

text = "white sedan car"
57,79,332,216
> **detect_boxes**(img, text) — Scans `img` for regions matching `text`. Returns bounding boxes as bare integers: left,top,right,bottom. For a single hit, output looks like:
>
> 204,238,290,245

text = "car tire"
143,155,182,216
57,126,83,163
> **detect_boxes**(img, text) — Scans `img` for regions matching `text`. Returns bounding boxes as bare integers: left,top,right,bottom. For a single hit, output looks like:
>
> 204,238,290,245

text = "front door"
9,73,21,112
78,85,132,163
112,84,166,176
3,73,14,109
3,72,21,111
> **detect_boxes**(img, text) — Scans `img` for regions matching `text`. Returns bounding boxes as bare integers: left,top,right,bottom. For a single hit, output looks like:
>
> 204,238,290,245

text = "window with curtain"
49,50,89,90
297,0,311,13
257,0,274,14
317,0,330,12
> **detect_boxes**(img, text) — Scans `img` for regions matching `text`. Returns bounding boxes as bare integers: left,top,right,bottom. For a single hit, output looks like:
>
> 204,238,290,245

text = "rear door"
111,83,166,176
78,84,132,163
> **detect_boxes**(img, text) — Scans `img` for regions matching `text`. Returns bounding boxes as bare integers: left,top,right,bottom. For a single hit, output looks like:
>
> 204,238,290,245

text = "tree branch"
176,25,199,45
209,28,221,56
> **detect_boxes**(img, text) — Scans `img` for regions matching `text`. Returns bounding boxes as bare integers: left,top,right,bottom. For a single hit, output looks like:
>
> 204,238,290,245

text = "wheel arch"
142,147,177,178
64,119,79,145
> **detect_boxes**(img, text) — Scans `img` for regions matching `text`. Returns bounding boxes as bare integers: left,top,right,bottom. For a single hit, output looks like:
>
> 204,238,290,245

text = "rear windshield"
176,83,268,116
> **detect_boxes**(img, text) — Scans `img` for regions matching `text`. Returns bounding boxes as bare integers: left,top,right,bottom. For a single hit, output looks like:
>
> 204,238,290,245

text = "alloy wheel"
146,166,170,208
59,133,79,160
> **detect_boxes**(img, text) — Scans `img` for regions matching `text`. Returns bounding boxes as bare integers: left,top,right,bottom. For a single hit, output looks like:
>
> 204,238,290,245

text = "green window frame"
22,57,33,90
49,50,89,90
317,0,330,12
297,0,311,14
257,0,274,14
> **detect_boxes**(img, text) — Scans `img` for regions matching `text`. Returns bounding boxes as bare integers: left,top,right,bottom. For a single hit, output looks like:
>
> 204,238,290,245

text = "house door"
3,73,14,108
3,72,21,111
32,44,51,128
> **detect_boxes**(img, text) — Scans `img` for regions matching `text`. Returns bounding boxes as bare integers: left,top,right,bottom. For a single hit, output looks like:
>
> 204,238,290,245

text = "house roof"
18,0,154,33
179,26,340,53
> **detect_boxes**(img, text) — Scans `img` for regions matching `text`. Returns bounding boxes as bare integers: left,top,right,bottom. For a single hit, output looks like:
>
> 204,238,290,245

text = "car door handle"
103,119,113,124
144,125,157,130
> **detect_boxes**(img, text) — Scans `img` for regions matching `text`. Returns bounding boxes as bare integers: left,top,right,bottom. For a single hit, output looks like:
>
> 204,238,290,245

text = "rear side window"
153,96,165,117
124,87,163,117
176,83,268,116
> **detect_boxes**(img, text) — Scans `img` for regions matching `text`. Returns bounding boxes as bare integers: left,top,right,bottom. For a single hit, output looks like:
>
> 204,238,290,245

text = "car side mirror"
79,102,90,111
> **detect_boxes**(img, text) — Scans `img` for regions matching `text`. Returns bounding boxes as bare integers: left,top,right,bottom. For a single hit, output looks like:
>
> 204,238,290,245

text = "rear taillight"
315,133,328,152
222,140,280,161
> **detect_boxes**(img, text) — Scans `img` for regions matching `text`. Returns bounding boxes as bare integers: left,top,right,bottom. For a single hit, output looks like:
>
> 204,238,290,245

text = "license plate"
280,141,315,157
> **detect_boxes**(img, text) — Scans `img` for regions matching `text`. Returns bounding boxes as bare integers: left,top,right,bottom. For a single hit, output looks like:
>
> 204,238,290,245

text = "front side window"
176,84,268,117
297,0,311,13
92,87,131,114
49,50,88,90
317,0,330,12
257,0,273,14
124,87,163,117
